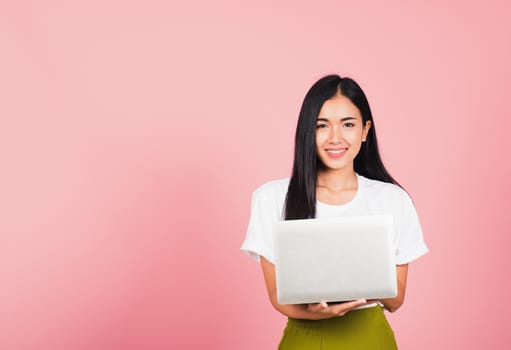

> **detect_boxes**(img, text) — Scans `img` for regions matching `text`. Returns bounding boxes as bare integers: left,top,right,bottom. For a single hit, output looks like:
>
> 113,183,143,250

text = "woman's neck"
317,168,357,191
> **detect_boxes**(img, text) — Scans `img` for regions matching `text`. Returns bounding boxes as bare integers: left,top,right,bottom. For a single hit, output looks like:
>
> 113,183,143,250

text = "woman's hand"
305,299,369,320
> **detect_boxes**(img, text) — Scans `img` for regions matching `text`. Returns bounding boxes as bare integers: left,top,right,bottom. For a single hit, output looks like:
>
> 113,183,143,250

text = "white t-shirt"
241,172,429,272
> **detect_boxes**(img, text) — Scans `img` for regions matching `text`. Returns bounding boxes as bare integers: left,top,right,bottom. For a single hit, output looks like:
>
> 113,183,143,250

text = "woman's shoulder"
359,174,411,202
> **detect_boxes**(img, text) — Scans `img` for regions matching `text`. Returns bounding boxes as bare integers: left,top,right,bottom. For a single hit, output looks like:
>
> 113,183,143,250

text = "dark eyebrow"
316,116,357,122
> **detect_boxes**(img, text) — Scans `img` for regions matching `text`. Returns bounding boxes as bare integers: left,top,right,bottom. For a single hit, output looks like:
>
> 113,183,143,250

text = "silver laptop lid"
274,214,397,305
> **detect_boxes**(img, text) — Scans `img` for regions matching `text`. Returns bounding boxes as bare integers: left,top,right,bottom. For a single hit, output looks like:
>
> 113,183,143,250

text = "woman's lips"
326,148,347,158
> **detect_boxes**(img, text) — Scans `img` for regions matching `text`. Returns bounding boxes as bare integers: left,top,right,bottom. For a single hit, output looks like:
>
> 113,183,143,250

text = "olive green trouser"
278,306,398,350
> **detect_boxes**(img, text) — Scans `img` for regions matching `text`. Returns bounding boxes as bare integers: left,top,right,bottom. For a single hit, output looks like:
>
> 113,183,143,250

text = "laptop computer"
273,214,397,305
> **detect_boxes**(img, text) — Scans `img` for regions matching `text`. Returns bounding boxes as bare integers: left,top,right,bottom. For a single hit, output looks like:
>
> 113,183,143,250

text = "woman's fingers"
331,299,367,315
307,301,328,312
307,299,367,317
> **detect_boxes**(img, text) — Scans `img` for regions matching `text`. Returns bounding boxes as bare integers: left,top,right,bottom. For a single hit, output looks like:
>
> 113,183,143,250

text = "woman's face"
316,94,371,172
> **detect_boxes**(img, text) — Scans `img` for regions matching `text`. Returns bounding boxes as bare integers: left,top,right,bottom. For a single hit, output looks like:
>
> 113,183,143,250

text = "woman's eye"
316,124,327,129
344,122,355,127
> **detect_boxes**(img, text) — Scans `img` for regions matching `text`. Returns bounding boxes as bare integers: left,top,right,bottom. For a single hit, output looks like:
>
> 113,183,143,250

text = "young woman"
241,74,429,349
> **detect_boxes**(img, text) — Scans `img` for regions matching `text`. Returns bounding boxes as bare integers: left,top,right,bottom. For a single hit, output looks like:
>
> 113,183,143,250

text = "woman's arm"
260,256,369,320
373,264,408,313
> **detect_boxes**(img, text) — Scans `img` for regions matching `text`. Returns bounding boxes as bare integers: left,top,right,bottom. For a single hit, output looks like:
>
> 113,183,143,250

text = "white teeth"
327,149,346,154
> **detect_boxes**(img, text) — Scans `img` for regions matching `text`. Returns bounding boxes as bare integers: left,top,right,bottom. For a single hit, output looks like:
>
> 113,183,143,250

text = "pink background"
1,1,510,349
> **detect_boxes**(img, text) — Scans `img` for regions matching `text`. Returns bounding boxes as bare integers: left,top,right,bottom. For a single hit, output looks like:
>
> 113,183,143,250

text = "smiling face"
316,94,372,173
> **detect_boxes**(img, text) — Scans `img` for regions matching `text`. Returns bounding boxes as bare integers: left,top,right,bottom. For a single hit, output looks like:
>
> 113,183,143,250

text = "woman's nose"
328,126,343,143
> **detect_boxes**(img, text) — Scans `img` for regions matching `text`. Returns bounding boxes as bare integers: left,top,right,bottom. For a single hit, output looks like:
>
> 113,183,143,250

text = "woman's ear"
362,120,372,142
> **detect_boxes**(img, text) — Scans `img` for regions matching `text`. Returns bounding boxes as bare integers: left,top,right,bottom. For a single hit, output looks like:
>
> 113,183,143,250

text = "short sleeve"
240,188,279,264
394,191,430,264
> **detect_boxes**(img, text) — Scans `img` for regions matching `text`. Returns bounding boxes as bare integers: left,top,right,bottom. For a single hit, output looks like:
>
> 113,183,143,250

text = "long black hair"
283,74,404,220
